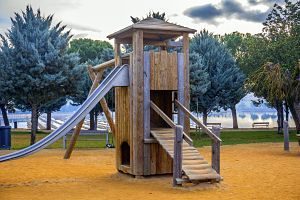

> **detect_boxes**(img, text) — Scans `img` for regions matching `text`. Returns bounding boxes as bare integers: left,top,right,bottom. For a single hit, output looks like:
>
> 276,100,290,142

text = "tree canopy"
0,6,83,143
190,30,245,126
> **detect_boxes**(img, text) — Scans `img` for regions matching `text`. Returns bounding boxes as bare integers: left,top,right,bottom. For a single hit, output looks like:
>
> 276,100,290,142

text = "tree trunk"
289,102,300,134
276,101,283,134
94,112,98,130
31,105,39,145
284,101,289,121
203,109,208,126
46,111,51,130
89,109,95,130
0,104,10,126
231,105,238,129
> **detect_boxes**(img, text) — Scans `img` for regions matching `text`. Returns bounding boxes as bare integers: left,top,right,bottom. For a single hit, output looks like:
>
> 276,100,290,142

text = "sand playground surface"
0,143,299,200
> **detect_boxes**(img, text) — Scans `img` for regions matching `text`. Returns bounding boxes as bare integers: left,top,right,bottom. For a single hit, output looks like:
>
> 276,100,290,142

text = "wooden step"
183,164,211,170
151,128,220,183
188,173,221,181
184,169,215,176
183,160,208,165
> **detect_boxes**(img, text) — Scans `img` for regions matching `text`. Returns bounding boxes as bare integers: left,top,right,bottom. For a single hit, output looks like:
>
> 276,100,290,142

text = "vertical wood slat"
132,30,144,175
182,33,190,135
177,53,184,127
143,52,151,175
212,126,221,174
283,121,289,151
173,125,183,186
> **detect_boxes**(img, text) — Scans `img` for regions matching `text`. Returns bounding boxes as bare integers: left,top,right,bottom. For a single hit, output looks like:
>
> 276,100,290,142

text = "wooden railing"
150,101,193,145
175,100,222,174
150,101,185,186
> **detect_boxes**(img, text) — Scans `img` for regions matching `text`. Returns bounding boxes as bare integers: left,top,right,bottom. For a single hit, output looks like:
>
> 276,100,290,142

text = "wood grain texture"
182,33,190,135
143,52,151,175
173,125,183,186
150,51,177,90
131,30,144,175
151,128,221,182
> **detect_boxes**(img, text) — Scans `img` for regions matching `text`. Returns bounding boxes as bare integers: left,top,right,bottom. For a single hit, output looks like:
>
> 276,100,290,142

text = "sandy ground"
0,143,299,200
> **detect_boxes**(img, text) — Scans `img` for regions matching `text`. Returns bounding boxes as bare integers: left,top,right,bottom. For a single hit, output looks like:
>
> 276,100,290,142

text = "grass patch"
191,130,299,147
8,129,299,150
10,131,113,150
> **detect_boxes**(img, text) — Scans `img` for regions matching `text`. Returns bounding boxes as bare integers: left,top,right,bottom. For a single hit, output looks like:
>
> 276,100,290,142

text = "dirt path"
0,143,299,200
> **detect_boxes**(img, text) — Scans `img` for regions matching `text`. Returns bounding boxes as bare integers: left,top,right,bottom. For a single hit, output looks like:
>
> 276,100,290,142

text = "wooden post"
132,30,144,175
182,33,190,135
143,51,151,175
173,125,183,187
212,126,221,174
64,72,103,159
283,120,289,151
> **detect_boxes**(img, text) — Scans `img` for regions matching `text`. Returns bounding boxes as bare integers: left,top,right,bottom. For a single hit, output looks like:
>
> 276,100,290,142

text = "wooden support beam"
173,125,183,187
182,33,190,135
143,51,151,175
64,72,103,159
132,30,144,175
87,66,116,137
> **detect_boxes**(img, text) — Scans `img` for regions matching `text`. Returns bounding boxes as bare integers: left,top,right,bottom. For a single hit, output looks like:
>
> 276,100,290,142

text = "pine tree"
0,6,83,144
0,52,14,126
190,30,245,127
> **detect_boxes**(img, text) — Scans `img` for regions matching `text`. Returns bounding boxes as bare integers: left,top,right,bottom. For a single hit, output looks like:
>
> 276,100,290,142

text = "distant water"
198,111,295,128
3,111,296,129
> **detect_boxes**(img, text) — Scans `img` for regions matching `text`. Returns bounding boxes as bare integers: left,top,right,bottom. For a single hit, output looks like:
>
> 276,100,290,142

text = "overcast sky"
0,0,286,42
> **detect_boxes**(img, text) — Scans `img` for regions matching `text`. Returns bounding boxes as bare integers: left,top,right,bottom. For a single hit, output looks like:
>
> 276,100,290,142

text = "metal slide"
0,65,129,162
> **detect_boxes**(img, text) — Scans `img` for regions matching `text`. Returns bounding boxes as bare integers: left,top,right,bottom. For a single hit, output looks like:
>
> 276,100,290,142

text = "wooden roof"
107,18,196,43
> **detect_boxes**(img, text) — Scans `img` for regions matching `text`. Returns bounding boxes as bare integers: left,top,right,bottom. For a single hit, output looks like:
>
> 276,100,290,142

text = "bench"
206,123,222,129
252,122,269,128
63,129,110,149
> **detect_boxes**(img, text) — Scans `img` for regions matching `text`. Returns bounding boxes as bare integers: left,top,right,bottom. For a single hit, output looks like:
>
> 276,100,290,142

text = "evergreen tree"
0,6,83,144
190,30,245,127
0,52,14,126
130,11,167,23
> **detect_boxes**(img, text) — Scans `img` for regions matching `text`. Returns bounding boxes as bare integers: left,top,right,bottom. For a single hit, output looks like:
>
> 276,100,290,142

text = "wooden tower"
107,18,195,176
65,18,221,186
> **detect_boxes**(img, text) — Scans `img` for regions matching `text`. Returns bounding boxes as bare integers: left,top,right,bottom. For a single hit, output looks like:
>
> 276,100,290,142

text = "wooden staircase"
151,128,221,182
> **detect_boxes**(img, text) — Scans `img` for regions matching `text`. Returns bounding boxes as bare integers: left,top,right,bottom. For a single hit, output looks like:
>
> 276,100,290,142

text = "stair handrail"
175,100,221,142
150,101,193,145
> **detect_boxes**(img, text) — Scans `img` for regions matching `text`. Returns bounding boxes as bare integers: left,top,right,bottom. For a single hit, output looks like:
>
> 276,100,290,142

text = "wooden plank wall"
115,87,131,172
150,51,178,90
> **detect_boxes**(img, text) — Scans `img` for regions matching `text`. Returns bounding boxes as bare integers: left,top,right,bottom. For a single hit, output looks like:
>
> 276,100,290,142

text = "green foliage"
0,6,83,142
130,11,167,23
68,38,113,63
68,39,114,107
262,0,300,70
221,32,269,77
189,30,245,115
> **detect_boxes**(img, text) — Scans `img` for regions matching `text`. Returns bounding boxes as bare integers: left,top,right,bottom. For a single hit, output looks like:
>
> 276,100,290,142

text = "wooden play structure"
64,18,222,186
